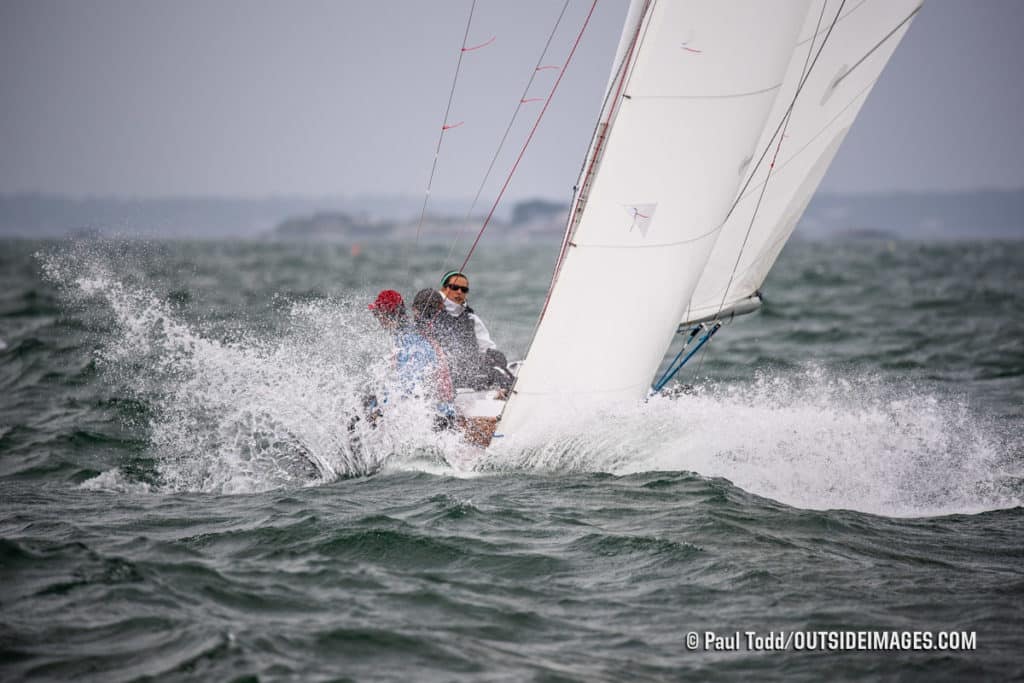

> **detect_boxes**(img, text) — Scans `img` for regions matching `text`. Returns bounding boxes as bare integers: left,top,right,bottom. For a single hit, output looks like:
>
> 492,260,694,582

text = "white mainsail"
496,0,919,439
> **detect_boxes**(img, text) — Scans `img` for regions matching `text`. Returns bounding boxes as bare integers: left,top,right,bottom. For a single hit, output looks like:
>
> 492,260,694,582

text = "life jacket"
433,305,484,388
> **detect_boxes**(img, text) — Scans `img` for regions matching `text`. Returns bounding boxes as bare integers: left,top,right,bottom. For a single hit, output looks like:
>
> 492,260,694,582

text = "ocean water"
1,236,1022,681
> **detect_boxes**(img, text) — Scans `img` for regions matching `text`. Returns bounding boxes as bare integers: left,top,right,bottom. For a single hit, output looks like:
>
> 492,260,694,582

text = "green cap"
440,270,467,287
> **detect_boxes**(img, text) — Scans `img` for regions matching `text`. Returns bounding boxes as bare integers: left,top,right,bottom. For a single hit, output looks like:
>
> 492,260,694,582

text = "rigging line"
566,0,654,241
795,0,868,48
690,1,835,381
683,3,826,327
710,0,839,323
725,6,921,211
442,0,571,270
460,0,599,273
691,315,722,382
411,0,478,262
505,0,651,406
719,0,845,232
733,76,875,205
713,3,918,316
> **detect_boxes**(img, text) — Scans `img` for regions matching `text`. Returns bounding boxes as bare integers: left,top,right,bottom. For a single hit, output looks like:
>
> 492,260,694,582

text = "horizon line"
3,186,1024,203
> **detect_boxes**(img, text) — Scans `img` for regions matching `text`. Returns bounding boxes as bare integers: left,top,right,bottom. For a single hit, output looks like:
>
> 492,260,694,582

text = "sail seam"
572,230,721,249
627,83,782,100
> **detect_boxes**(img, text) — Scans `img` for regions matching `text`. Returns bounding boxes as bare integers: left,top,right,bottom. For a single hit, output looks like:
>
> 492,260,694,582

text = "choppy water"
1,236,1022,680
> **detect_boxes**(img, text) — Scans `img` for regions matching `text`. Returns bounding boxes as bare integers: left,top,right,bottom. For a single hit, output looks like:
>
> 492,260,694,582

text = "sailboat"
448,0,923,446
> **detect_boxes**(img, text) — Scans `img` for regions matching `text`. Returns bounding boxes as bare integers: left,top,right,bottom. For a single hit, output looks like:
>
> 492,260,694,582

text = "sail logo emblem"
624,203,657,237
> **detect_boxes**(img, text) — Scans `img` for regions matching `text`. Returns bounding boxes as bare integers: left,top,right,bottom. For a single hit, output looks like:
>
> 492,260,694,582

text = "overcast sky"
1,0,1022,203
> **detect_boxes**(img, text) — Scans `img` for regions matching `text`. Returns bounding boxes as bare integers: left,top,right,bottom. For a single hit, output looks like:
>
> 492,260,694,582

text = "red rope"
462,36,496,52
441,0,571,270
413,1,477,253
460,0,599,272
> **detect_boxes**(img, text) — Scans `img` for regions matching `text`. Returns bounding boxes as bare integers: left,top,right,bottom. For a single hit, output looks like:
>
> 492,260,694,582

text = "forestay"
497,0,919,439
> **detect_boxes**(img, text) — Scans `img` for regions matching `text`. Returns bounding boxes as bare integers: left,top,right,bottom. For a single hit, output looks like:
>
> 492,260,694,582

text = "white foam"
487,367,1023,518
42,247,466,493
79,468,153,494
41,246,1023,514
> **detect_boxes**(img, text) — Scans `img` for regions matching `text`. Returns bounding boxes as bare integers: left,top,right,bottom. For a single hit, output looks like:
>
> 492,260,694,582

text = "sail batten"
830,4,922,85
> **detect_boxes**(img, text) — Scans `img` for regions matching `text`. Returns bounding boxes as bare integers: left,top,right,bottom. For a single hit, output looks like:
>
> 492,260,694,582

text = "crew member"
368,288,455,429
434,270,512,390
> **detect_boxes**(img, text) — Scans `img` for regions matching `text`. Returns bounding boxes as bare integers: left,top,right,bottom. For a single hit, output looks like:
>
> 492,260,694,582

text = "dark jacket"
433,305,484,388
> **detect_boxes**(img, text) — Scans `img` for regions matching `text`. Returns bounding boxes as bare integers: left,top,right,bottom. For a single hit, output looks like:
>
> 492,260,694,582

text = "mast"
498,0,813,438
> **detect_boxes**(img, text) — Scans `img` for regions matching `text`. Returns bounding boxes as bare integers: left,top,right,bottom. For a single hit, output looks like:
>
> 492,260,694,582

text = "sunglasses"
445,284,469,293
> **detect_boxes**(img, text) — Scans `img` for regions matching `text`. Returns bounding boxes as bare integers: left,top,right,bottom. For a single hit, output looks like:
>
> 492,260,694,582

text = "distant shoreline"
1,189,1021,241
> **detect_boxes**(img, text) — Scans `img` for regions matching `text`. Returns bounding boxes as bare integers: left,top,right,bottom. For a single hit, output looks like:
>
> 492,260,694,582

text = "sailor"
368,289,455,429
410,289,458,428
368,288,406,329
434,270,513,390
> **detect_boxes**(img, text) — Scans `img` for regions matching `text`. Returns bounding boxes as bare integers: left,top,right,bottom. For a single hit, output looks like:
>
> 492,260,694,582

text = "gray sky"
1,0,1022,203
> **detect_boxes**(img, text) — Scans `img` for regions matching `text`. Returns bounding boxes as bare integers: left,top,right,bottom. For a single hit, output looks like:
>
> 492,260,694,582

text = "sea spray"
40,243,454,492
485,366,1022,517
6,238,1021,682
37,241,1023,513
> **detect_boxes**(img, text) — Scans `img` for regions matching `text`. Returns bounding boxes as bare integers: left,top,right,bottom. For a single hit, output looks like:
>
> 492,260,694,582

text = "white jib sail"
497,0,813,438
682,0,922,326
